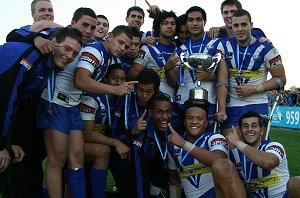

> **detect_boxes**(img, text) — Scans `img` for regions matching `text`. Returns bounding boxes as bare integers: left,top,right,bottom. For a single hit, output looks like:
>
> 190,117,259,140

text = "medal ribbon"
47,69,55,109
153,130,168,160
236,36,253,84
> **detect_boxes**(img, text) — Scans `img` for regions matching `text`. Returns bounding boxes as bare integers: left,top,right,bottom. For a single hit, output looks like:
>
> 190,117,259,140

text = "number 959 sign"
270,106,300,129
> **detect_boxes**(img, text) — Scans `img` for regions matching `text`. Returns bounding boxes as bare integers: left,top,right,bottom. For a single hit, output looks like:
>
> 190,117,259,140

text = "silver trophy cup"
180,52,222,101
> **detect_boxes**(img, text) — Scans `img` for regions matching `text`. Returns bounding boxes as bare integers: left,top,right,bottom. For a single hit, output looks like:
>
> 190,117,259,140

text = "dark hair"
111,25,133,40
105,63,126,78
152,10,180,38
220,0,242,13
129,26,141,38
136,68,160,92
72,7,97,22
97,14,109,27
185,6,207,23
185,104,208,119
147,91,171,110
31,0,51,14
126,6,145,18
178,14,187,26
239,111,264,128
52,26,83,46
233,9,252,23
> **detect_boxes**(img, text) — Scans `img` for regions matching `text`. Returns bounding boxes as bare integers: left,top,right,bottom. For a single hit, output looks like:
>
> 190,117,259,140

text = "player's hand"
235,84,256,97
11,145,25,163
114,140,130,160
207,27,222,39
115,81,138,96
145,36,158,46
34,36,55,54
0,148,11,173
167,123,185,148
195,69,213,81
165,48,179,72
132,110,147,135
215,111,227,123
145,0,161,14
225,126,240,147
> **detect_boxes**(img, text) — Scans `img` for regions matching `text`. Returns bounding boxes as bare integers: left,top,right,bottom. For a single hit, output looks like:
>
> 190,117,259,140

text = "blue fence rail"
269,106,300,129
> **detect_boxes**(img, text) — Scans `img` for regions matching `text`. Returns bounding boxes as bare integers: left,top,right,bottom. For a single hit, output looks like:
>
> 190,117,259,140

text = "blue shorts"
220,103,268,130
36,98,84,134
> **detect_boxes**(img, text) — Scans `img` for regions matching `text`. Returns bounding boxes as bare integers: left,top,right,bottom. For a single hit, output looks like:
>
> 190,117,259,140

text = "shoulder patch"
80,52,100,67
137,50,146,59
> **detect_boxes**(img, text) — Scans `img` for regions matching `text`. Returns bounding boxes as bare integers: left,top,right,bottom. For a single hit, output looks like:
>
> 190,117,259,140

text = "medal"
236,70,244,81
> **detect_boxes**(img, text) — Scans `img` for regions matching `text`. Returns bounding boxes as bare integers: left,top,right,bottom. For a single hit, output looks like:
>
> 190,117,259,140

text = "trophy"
180,52,222,101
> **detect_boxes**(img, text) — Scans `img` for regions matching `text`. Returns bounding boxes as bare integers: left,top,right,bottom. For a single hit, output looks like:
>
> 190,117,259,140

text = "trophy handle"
180,51,193,69
208,53,222,72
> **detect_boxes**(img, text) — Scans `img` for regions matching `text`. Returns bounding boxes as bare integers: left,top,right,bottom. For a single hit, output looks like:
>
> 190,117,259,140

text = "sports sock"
90,168,108,198
66,167,86,198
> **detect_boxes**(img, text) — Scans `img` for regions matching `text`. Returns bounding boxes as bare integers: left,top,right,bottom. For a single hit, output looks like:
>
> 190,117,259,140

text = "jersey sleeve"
77,46,102,74
208,134,229,156
79,95,99,121
133,45,150,66
264,142,286,163
264,46,282,68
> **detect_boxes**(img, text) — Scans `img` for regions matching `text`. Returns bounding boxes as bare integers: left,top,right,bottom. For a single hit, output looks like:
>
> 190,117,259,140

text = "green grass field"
1,127,299,197
269,127,300,177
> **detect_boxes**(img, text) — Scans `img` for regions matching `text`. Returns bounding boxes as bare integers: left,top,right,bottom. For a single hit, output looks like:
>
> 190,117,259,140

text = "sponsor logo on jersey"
57,92,69,103
211,138,228,148
266,145,284,158
133,140,143,147
78,103,95,113
137,50,146,59
80,52,100,67
269,55,282,66
20,58,33,70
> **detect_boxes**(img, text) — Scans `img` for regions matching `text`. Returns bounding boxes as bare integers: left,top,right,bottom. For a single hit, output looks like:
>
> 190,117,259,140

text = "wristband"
254,84,264,93
183,141,195,153
236,141,247,152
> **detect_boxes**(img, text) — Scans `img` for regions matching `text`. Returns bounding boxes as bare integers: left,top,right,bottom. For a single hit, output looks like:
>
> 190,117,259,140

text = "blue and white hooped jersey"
176,34,223,104
168,132,228,198
77,42,112,82
134,41,177,98
218,37,282,107
230,140,290,198
110,56,134,72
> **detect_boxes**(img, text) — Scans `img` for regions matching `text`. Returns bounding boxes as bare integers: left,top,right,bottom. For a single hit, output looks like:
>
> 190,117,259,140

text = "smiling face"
93,17,109,41
32,0,54,22
149,100,172,132
240,117,263,147
52,37,82,68
221,4,238,29
184,107,208,142
126,10,144,30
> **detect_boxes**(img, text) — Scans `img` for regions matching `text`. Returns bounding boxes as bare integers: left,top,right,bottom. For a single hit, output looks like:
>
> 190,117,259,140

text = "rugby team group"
0,0,299,197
